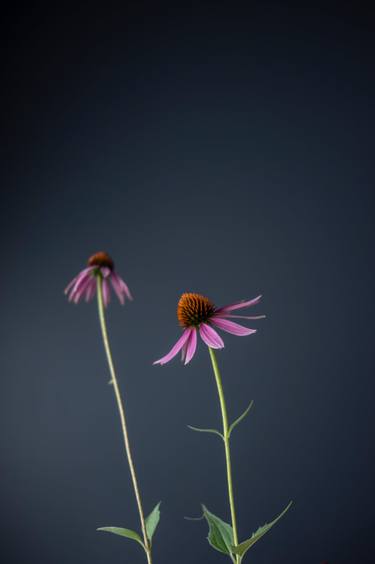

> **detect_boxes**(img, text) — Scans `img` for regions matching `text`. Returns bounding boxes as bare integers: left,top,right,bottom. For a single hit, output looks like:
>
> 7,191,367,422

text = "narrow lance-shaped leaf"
145,502,161,543
97,526,145,549
232,501,293,559
187,425,224,440
228,400,254,438
202,505,235,559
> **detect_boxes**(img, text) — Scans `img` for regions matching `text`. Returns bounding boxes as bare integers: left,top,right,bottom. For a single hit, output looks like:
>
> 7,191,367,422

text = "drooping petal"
70,276,89,300
184,328,198,365
69,289,77,302
121,279,133,301
110,274,125,304
199,323,225,349
69,275,89,302
85,278,97,302
72,275,93,303
116,272,133,301
211,317,257,336
153,329,193,365
64,275,79,295
69,279,90,304
102,279,110,306
65,267,95,301
72,267,95,292
215,295,262,314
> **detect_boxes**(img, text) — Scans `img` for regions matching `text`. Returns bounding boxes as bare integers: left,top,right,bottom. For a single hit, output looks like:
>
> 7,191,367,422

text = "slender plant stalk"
208,347,240,564
96,276,152,564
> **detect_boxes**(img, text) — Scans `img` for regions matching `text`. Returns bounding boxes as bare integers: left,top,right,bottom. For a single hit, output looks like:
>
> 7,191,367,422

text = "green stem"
96,276,152,564
208,347,240,564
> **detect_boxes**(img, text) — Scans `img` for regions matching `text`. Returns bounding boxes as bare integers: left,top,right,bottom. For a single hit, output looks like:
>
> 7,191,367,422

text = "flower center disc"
87,251,114,270
177,293,215,327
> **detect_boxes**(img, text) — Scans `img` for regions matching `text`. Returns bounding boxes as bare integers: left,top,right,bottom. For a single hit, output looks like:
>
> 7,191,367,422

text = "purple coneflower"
64,251,132,306
154,292,265,365
65,253,157,563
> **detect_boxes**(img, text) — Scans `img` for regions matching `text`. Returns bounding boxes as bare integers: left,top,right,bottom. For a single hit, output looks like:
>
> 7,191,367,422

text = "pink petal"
211,317,257,336
216,314,266,320
215,295,262,314
199,323,224,349
118,274,133,300
70,276,89,299
102,279,110,307
64,275,78,295
112,271,133,301
153,329,193,365
72,276,93,303
85,279,97,302
184,328,198,365
110,274,125,304
72,267,95,293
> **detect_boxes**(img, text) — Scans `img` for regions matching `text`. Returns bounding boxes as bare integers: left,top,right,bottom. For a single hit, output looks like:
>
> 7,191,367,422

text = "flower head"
154,293,264,365
64,251,132,307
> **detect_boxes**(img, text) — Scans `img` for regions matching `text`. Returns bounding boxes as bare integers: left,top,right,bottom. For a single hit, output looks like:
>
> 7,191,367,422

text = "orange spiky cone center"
177,293,216,327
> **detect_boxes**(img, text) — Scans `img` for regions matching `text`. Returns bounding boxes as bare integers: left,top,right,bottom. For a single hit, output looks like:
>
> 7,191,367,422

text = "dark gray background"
1,3,374,563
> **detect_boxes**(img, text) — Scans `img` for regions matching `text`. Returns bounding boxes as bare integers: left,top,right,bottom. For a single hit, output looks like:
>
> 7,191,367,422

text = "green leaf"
202,505,234,558
228,401,254,438
232,501,293,559
97,526,145,549
187,425,224,440
145,502,161,543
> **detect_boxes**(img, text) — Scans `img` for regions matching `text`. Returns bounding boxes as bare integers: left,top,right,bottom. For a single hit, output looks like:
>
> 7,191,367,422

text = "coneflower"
65,253,159,564
64,251,132,306
154,293,264,365
154,290,291,563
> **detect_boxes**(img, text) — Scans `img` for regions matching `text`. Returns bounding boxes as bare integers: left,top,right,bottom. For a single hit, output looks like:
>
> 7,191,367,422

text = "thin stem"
208,347,240,564
96,276,152,564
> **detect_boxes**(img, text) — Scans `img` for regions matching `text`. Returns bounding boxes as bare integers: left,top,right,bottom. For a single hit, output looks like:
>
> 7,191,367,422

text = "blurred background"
1,3,374,563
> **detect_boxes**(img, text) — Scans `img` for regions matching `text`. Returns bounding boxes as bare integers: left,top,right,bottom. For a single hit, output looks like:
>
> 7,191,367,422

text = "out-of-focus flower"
154,292,264,365
64,251,132,307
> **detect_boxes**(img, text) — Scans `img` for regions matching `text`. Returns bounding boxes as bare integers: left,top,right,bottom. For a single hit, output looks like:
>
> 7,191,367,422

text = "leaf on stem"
231,501,293,559
187,425,224,440
145,502,161,543
202,505,234,557
97,526,145,549
228,400,254,438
